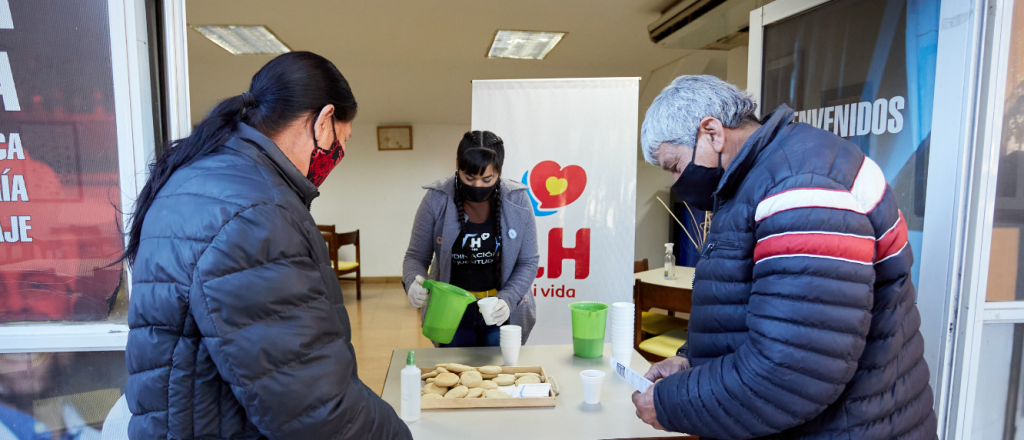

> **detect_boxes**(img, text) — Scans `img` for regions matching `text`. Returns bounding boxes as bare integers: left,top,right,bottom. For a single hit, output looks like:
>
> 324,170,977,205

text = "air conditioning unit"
648,0,772,50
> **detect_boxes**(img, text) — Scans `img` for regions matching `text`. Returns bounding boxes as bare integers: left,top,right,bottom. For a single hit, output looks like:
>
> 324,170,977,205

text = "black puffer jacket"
653,106,936,439
125,123,411,440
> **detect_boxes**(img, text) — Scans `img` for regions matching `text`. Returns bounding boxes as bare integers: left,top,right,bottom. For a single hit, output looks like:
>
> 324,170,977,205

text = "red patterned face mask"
306,124,345,187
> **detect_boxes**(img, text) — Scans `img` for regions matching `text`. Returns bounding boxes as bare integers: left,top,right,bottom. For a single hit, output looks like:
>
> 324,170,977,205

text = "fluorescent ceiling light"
487,30,565,60
191,25,291,55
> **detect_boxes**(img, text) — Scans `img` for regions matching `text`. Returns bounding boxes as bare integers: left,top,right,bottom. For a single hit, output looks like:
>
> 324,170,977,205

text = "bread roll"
445,386,469,399
422,382,448,396
459,371,483,388
493,375,516,386
478,366,503,375
446,363,475,373
434,372,460,387
484,390,511,399
516,376,542,385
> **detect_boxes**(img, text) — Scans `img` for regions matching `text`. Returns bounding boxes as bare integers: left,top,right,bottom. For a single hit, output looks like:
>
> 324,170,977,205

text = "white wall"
310,124,470,277
633,50,732,268
635,161,676,266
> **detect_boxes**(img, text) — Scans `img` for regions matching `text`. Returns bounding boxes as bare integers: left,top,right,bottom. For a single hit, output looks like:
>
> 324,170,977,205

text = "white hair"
640,75,758,166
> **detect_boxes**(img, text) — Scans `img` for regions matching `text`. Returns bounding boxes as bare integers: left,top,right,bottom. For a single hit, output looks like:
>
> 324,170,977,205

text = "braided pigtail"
454,172,468,234
491,182,504,289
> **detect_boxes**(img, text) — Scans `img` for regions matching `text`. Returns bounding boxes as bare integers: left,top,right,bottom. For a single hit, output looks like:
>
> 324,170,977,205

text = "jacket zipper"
701,240,740,259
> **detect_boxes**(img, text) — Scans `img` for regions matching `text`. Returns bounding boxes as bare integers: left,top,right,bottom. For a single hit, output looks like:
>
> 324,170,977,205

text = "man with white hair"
631,75,937,439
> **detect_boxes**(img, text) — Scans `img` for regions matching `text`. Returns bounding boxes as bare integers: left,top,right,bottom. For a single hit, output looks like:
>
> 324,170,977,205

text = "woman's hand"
407,275,429,308
491,298,510,325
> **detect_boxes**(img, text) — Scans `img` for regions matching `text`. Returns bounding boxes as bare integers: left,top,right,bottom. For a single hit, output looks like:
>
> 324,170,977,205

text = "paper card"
610,356,654,393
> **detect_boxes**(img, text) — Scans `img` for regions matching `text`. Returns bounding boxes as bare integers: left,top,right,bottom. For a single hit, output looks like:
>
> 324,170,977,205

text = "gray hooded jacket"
402,176,539,344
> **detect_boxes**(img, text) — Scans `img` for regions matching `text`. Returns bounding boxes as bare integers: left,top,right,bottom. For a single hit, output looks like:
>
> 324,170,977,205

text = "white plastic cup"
580,370,606,404
478,297,499,326
501,344,520,366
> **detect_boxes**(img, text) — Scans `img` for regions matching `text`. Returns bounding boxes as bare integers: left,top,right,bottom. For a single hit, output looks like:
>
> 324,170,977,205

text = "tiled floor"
340,281,434,395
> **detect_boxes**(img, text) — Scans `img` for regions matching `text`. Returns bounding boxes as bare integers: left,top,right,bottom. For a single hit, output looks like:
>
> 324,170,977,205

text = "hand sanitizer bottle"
664,243,676,280
401,350,420,422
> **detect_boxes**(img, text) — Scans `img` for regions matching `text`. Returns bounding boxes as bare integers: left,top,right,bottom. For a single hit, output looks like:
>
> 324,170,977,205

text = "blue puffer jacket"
653,106,937,439
125,124,411,440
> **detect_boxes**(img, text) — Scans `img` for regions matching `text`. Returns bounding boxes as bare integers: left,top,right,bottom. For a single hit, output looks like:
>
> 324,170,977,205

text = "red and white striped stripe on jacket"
753,156,909,266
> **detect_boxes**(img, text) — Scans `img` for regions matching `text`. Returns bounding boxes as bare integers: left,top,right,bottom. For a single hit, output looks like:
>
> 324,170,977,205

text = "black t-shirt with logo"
450,216,501,292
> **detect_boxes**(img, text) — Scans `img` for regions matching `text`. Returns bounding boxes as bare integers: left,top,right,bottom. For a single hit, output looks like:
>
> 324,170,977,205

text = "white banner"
472,78,639,345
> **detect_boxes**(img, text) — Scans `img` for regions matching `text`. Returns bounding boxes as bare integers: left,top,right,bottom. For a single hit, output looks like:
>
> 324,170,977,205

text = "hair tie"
240,91,257,109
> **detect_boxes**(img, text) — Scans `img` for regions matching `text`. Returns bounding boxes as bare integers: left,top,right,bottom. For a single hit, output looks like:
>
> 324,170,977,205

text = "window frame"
0,0,188,353
951,0,1024,435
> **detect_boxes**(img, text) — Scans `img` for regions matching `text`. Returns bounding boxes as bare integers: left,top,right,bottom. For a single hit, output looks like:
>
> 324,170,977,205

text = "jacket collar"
716,104,796,200
423,175,526,199
234,123,320,207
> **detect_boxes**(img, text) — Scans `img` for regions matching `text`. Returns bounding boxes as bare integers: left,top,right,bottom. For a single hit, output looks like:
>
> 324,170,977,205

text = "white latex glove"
491,298,510,325
407,275,428,308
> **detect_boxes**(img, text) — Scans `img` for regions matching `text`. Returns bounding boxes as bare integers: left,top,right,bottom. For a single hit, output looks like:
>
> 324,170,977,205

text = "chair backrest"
317,224,339,265
634,279,693,314
336,230,360,263
633,259,649,273
101,395,130,440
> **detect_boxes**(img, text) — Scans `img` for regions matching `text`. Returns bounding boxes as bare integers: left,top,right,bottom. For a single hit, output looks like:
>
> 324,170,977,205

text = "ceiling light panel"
487,30,565,60
192,25,291,55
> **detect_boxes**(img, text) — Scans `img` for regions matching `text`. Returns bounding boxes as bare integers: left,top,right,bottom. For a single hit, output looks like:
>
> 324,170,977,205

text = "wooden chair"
634,279,692,363
335,230,362,300
317,225,362,301
317,224,338,265
633,258,649,273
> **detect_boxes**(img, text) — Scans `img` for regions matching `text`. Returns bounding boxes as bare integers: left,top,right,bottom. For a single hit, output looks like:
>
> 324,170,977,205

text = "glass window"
759,0,940,289
989,0,1024,302
0,351,127,439
0,0,126,322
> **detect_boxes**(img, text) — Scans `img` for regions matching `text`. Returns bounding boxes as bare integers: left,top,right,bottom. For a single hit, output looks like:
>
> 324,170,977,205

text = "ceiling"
185,0,691,127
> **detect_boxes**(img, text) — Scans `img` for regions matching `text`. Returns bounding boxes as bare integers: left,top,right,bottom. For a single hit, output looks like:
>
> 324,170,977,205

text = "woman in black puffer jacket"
123,52,411,440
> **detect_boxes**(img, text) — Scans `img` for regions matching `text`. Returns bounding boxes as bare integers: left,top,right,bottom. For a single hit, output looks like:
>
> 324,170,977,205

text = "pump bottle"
664,243,676,280
401,350,420,422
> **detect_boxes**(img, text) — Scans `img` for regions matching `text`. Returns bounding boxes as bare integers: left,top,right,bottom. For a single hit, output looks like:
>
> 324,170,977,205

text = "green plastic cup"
569,301,609,358
421,280,477,344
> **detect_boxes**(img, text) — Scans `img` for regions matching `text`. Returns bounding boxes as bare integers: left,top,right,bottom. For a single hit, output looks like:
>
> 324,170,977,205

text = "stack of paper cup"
499,325,522,366
610,302,635,367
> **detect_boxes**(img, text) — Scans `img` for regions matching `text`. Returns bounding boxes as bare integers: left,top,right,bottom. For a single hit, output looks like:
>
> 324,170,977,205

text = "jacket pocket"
701,240,741,259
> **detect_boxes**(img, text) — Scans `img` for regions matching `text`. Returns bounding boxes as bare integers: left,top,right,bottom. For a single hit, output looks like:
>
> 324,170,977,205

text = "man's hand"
643,356,690,382
632,384,665,431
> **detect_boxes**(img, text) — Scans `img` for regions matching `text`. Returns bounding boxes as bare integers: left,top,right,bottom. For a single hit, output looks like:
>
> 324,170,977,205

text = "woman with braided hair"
403,131,539,347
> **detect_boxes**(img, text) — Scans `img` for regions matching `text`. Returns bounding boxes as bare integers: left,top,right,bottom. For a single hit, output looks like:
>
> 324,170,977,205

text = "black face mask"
458,173,496,202
670,143,724,212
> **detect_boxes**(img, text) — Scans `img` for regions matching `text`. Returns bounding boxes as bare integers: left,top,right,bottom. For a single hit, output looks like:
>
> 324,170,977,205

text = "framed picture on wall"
377,126,413,151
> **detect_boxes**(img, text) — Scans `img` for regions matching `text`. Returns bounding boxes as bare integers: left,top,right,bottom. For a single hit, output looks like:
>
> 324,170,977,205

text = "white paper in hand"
610,356,655,393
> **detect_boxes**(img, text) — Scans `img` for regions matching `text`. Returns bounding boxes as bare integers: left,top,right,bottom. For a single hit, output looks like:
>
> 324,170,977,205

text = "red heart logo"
529,161,587,209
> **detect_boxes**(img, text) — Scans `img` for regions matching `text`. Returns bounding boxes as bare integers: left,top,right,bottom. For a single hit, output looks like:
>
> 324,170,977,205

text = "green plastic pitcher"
569,301,610,358
421,280,477,344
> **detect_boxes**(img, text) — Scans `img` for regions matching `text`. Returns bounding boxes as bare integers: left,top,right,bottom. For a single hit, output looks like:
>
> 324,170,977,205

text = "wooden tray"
420,365,556,409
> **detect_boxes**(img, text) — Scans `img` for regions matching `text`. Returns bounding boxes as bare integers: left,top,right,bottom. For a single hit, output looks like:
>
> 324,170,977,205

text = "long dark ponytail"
121,51,357,266
453,131,506,289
